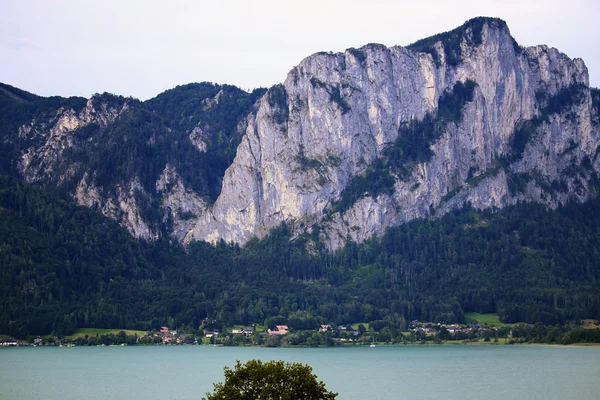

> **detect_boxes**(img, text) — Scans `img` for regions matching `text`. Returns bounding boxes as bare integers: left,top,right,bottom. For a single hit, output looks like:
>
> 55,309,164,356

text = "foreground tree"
203,359,338,400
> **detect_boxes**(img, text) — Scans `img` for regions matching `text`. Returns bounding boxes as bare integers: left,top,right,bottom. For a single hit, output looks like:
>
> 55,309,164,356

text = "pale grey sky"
1,0,599,100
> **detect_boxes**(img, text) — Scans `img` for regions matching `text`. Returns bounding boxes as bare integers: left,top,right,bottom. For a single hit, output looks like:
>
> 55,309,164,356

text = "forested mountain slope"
0,82,265,240
1,175,598,338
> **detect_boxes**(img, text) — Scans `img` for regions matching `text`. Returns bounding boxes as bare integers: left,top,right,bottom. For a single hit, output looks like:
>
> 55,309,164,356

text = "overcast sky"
2,0,599,101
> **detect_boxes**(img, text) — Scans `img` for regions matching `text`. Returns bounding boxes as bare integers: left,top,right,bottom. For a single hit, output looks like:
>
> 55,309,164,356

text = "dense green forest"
1,174,599,339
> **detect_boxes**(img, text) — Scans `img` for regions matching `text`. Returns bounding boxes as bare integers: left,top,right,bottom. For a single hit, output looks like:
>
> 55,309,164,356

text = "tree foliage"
203,360,337,400
267,84,289,125
591,88,600,118
1,173,600,339
407,17,515,66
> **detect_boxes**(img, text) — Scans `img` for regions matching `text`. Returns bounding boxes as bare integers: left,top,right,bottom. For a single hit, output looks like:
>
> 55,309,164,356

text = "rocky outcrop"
185,18,599,248
75,173,156,239
18,96,129,183
155,164,209,242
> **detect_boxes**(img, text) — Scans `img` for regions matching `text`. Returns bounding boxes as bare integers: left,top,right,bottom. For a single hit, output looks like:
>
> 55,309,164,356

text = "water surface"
1,345,599,399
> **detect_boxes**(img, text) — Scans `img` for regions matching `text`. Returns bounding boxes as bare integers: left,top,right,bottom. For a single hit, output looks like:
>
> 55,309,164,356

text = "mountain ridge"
185,16,597,248
1,17,598,249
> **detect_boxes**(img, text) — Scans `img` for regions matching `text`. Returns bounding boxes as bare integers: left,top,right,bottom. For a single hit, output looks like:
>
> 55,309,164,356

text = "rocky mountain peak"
185,17,598,248
2,18,598,249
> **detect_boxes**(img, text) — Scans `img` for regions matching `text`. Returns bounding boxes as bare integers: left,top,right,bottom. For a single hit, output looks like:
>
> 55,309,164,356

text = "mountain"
193,17,599,248
2,16,600,338
2,18,599,250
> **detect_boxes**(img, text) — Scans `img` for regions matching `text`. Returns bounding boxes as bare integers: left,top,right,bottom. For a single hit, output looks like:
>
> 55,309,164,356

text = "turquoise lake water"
1,345,599,399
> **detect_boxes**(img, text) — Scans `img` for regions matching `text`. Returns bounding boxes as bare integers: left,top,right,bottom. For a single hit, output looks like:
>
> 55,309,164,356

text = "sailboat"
370,333,376,348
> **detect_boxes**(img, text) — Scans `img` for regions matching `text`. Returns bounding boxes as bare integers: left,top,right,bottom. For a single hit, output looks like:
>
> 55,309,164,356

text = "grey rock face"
75,173,156,239
186,19,598,248
155,164,208,242
18,97,127,183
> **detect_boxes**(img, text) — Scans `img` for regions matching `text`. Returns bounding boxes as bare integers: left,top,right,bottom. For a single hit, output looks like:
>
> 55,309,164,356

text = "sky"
1,0,599,101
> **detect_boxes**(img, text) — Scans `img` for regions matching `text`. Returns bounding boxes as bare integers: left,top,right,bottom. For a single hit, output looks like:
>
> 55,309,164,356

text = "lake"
1,345,599,399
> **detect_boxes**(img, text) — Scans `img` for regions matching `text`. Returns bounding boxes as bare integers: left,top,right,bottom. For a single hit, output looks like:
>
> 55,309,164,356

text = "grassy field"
464,313,515,328
223,325,264,333
582,319,600,329
350,322,369,330
66,328,147,339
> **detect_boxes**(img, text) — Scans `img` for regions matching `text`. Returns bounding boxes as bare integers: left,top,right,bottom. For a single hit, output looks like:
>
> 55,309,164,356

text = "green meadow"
464,313,515,328
66,328,147,339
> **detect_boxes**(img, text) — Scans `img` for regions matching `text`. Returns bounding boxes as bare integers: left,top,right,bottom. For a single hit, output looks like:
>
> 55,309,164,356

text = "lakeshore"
6,315,598,348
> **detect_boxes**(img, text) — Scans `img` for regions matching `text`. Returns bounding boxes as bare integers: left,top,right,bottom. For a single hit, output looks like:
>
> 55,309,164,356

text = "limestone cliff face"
185,18,599,248
154,164,209,242
8,18,600,248
75,173,157,239
18,96,128,183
